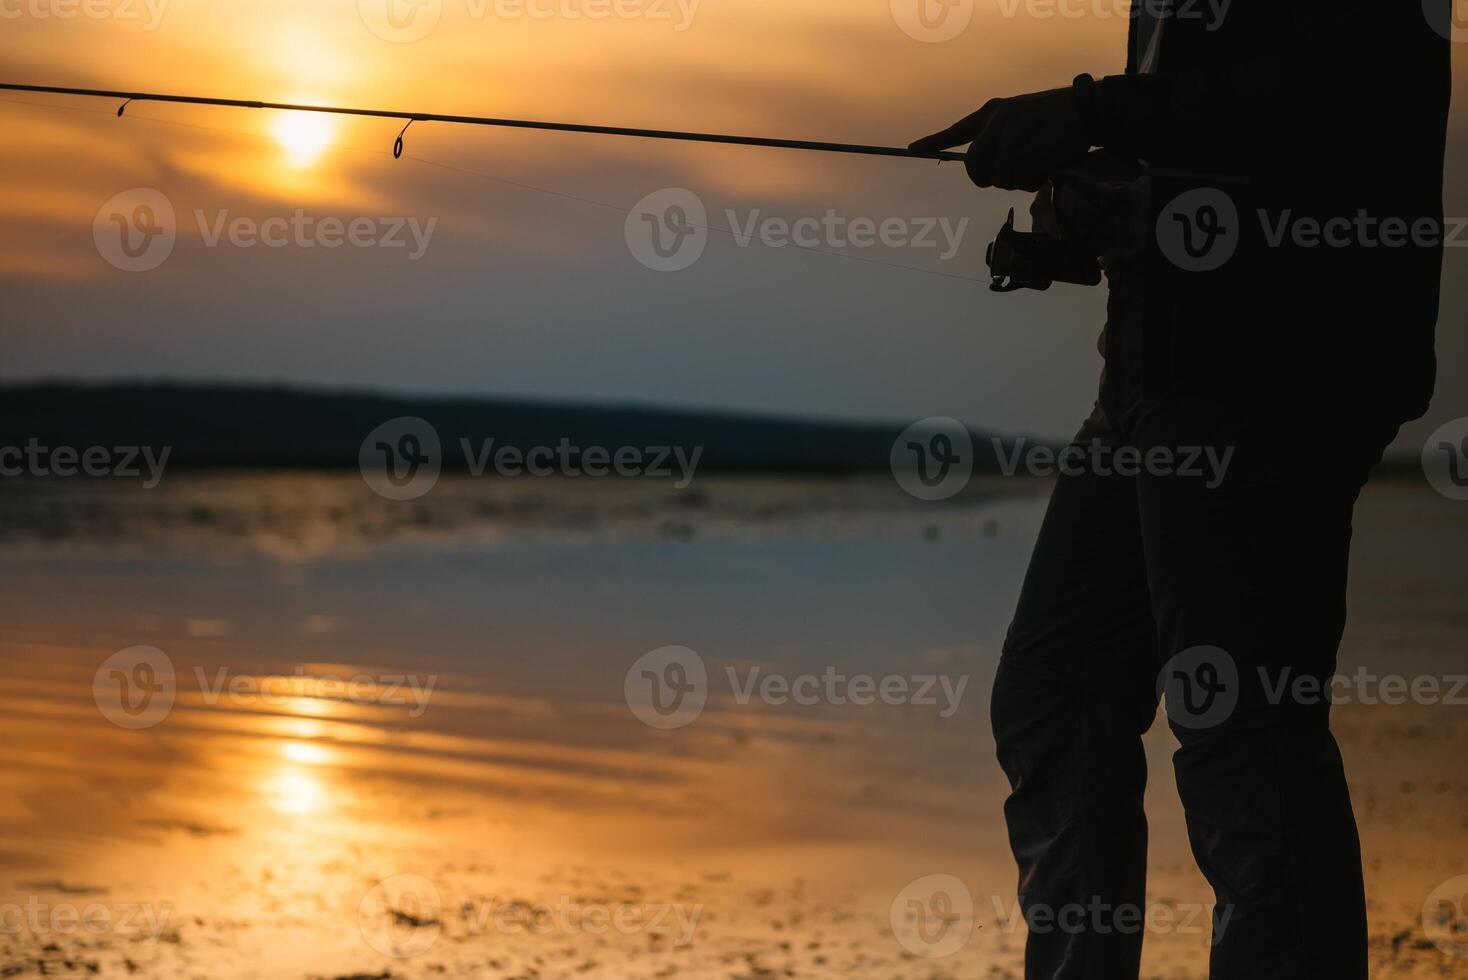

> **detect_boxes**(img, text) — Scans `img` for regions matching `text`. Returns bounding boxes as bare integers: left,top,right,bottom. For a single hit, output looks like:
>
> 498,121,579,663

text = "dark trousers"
992,397,1398,980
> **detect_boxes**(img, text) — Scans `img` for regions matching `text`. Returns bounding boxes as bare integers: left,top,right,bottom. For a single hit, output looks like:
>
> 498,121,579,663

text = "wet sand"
0,474,1463,978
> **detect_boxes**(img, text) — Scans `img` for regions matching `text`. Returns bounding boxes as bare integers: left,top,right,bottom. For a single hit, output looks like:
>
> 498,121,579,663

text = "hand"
1031,176,1138,255
909,87,1091,192
1029,182,1062,238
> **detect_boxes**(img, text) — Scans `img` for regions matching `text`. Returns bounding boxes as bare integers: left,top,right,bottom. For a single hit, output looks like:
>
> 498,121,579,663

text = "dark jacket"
1092,2,1450,423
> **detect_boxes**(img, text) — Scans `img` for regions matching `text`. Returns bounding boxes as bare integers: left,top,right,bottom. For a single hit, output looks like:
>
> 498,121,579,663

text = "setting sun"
271,111,333,166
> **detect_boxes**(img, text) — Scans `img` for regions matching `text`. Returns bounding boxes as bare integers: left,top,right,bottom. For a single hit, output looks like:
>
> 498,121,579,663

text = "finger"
991,146,1022,192
962,115,1003,187
1030,182,1060,236
996,152,1046,192
908,101,995,154
1054,182,1101,240
991,121,1047,192
907,132,953,155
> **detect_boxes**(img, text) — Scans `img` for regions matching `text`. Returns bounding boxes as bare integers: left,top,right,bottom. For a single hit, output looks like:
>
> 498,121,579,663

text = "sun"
272,111,334,167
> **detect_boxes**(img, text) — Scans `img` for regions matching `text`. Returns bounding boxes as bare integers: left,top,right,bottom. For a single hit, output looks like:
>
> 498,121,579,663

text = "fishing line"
0,90,985,284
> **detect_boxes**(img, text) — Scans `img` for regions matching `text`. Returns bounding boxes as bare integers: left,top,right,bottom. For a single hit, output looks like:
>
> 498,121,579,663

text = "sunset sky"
1,1,1464,446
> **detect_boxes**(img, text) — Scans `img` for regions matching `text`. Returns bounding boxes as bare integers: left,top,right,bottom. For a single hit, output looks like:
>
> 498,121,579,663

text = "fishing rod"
1,81,1243,292
0,82,967,163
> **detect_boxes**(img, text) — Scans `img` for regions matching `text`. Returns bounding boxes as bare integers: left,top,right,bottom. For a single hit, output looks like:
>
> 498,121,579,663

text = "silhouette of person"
911,5,1450,979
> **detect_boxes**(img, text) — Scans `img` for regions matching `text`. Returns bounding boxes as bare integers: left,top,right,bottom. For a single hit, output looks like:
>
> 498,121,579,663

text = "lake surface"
0,473,1463,979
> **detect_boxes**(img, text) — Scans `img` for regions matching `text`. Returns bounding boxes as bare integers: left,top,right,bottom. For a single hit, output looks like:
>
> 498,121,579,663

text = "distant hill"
0,381,1016,473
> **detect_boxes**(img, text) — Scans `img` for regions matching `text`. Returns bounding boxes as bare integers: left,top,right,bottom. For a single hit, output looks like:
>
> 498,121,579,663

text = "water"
0,473,1462,978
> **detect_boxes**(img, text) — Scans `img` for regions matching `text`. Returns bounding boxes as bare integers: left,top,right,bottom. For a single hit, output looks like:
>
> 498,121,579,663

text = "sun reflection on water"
280,740,331,766
265,765,327,815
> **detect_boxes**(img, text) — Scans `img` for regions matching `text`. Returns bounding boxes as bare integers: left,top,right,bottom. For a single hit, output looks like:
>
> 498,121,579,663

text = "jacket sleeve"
1089,3,1437,183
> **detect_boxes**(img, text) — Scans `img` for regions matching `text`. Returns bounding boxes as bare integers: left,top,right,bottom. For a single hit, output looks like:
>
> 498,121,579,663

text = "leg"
1130,401,1395,980
992,417,1161,980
